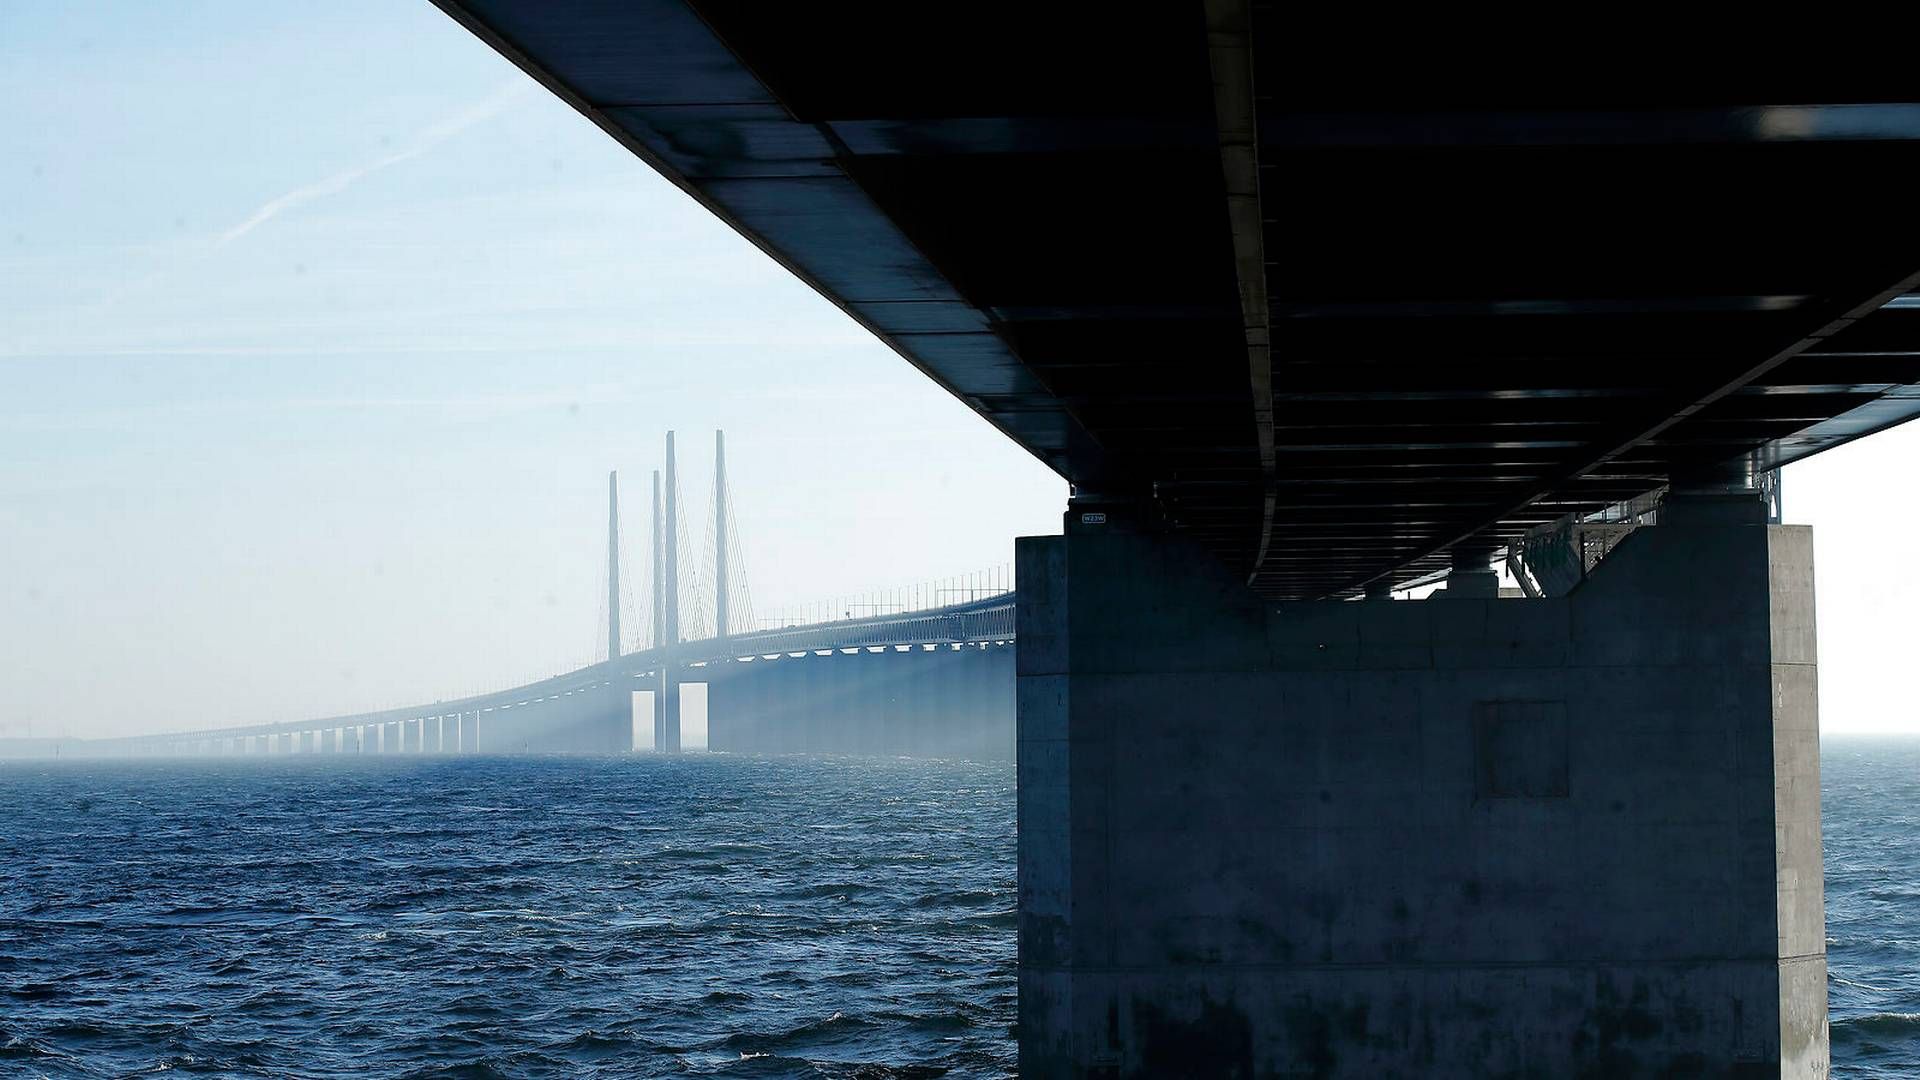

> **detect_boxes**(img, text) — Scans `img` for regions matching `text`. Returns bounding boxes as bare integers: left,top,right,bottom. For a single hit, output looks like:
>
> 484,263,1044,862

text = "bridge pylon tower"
656,433,682,752
715,430,729,640
606,470,621,663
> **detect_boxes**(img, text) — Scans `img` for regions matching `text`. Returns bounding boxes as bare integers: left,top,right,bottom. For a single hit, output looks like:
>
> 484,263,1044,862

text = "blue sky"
2,3,1915,737
0,2,1064,736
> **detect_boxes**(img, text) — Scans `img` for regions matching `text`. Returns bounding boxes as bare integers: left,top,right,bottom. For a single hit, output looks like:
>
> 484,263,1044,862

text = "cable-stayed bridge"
82,431,1016,760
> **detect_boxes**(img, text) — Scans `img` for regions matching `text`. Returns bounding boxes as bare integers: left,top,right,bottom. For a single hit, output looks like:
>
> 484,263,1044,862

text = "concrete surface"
1016,494,1823,1078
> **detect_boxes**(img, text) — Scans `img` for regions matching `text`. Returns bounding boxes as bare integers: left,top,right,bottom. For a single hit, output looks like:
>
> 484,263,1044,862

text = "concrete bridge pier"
764,656,796,754
802,654,826,753
925,645,962,758
384,721,401,754
764,658,788,752
876,649,909,756
848,649,885,754
763,657,794,754
707,657,764,754
660,666,683,754
1014,485,1823,1078
826,651,861,754
736,658,776,754
742,659,771,753
802,653,832,753
701,663,731,752
605,685,632,754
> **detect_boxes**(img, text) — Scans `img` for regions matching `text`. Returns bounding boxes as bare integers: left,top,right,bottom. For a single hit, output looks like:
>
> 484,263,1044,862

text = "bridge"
405,6,1920,1075
55,3,1920,1074
85,431,1016,762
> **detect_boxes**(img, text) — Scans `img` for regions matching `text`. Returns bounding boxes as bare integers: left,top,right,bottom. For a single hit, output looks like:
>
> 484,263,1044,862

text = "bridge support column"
1014,493,1823,1078
659,667,682,754
608,685,633,754
799,653,826,754
726,659,769,754
703,666,732,753
1436,541,1501,599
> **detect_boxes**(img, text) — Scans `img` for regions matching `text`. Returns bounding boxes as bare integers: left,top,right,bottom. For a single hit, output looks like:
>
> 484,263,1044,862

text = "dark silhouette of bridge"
86,431,1016,761
400,5,1920,1073
52,2,1920,1068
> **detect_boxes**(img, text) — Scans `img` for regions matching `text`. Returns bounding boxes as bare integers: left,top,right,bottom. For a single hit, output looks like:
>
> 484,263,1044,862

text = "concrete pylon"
652,470,666,751
660,432,682,753
1014,482,1824,1076
607,470,622,663
714,430,729,640
1438,540,1499,599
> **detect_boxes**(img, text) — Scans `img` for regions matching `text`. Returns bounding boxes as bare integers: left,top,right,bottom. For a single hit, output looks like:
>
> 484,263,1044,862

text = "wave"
1832,974,1905,993
0,1031,66,1061
717,1010,878,1053
0,756,1019,1077
1833,1012,1920,1041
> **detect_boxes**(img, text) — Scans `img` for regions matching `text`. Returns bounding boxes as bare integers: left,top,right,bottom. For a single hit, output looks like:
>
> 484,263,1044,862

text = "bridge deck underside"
438,2,1920,598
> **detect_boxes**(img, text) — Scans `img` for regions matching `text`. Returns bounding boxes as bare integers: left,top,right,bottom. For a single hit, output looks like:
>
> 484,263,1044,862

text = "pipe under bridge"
89,591,1016,760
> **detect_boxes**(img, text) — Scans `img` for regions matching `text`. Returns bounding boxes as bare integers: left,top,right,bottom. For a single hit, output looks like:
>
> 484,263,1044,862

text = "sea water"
0,743,1914,1077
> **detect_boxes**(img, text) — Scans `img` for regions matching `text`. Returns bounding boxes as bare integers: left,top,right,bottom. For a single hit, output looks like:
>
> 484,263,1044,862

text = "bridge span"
84,431,1017,762
91,593,1014,761
420,6,1920,1075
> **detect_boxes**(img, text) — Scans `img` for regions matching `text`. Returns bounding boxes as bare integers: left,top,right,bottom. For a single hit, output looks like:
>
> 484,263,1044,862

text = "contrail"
216,78,531,247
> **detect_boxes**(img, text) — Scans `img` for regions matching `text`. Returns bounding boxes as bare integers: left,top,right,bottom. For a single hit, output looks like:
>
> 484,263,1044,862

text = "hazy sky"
0,2,1065,737
1,3,1913,738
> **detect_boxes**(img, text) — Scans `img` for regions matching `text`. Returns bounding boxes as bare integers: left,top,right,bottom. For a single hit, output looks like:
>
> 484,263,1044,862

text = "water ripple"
5,742,1909,1076
1826,738,1920,1078
0,755,1016,1077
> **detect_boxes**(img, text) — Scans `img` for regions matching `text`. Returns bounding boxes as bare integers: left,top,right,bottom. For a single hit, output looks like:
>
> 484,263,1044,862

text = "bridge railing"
708,594,1012,657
